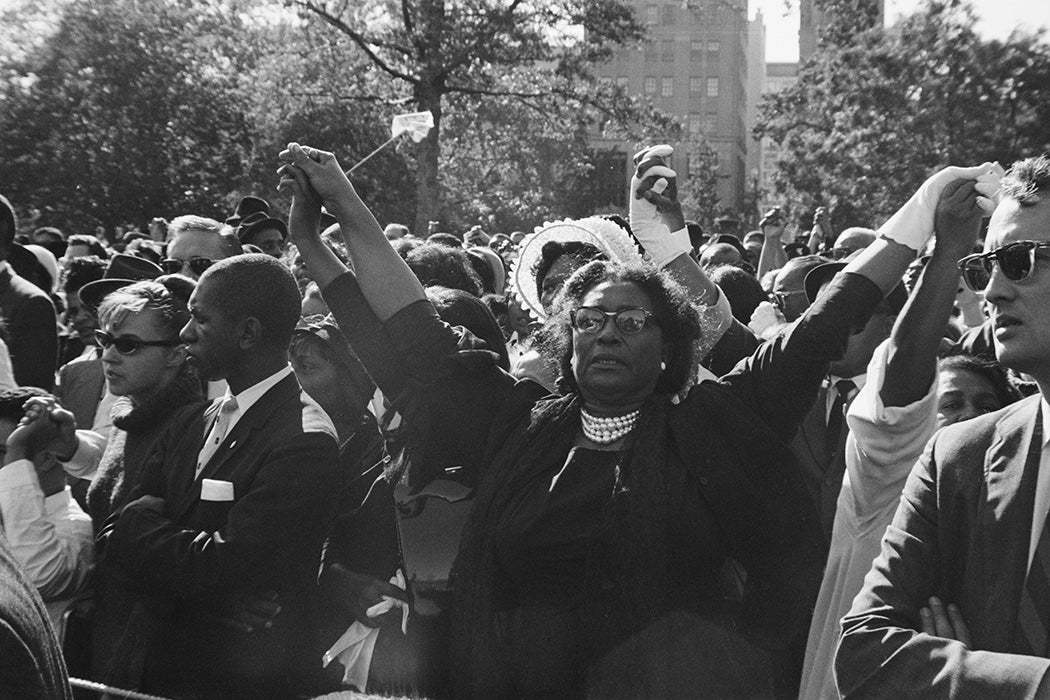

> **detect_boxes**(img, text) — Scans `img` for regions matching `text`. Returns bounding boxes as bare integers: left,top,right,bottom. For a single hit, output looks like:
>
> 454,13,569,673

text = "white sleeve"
0,460,95,600
59,429,107,480
844,338,939,518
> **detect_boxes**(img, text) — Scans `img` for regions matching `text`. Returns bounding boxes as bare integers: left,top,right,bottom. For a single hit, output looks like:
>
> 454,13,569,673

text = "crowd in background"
2,145,1050,700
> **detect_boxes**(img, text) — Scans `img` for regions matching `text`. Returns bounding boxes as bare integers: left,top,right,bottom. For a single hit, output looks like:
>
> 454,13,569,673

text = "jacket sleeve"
101,432,341,599
8,293,58,391
718,272,882,442
835,431,1050,698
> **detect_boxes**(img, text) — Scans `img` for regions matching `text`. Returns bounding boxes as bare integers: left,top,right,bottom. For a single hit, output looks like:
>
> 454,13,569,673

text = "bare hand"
933,179,982,258
323,565,409,629
277,143,356,209
919,596,972,647
277,162,323,246
9,397,77,462
215,591,282,634
759,207,785,239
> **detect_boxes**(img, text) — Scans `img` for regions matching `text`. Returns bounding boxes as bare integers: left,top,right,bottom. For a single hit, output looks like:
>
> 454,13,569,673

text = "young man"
97,254,342,698
837,156,1050,696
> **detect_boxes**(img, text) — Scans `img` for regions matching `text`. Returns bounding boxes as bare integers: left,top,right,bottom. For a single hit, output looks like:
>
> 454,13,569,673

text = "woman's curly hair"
540,260,702,396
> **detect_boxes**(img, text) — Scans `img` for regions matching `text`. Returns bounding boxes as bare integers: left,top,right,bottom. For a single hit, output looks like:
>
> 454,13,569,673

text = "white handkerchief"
201,478,234,502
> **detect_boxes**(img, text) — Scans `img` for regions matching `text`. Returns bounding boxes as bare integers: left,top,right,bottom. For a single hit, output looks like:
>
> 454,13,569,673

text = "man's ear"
165,343,187,368
239,317,263,350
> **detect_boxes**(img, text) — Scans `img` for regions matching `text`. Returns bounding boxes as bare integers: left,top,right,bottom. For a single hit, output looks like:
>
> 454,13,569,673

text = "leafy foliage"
755,0,1050,232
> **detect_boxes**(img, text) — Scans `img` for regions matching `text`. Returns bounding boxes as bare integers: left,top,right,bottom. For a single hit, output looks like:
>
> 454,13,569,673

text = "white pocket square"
201,478,234,502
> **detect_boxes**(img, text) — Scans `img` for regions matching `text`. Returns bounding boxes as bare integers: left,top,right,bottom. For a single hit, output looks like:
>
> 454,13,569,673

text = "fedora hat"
225,196,270,226
78,253,163,310
236,211,288,243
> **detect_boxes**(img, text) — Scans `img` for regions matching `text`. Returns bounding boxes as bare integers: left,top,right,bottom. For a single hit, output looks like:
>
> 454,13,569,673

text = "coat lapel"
980,396,1042,649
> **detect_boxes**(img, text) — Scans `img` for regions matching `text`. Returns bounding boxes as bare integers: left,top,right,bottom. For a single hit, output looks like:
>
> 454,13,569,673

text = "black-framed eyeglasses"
161,256,214,276
769,289,808,310
958,241,1050,292
95,330,181,355
570,307,660,335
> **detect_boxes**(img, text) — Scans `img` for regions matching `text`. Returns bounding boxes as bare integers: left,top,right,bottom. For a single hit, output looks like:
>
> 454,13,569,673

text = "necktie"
196,396,237,478
824,379,856,458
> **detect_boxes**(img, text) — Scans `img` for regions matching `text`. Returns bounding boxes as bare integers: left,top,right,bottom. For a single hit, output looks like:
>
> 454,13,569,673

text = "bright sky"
753,0,1050,63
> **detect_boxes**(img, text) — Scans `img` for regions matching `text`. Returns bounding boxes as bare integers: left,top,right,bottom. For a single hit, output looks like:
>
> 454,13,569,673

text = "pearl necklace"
580,408,640,445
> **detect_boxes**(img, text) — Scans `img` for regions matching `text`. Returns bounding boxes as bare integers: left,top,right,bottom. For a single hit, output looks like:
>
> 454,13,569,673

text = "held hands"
630,144,690,268
6,397,78,464
932,179,983,259
277,143,356,216
326,565,409,630
878,162,1002,252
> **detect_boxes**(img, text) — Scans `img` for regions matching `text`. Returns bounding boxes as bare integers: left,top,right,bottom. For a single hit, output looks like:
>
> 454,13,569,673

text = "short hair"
709,264,767,325
427,232,463,249
66,234,109,259
62,255,107,294
33,226,65,243
168,215,226,241
532,241,605,299
199,254,301,350
0,387,51,425
0,194,17,250
774,254,828,289
406,242,483,297
426,286,510,370
97,277,192,339
938,353,1022,409
1001,155,1050,206
543,260,702,396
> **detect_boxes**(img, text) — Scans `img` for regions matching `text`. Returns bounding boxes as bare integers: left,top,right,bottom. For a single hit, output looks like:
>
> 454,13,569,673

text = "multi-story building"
591,0,751,220
758,61,799,212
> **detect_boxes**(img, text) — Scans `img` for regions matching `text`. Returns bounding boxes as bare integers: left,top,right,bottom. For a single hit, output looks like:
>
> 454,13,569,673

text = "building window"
644,42,657,62
644,76,657,94
690,40,703,59
661,39,674,62
616,76,629,88
645,5,658,25
706,77,719,97
708,40,720,54
690,77,703,95
662,4,675,24
661,77,674,97
705,112,718,131
688,113,702,134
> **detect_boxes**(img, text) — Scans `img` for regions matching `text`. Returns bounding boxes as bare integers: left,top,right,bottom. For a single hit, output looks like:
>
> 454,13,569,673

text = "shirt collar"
828,373,867,393
225,365,293,417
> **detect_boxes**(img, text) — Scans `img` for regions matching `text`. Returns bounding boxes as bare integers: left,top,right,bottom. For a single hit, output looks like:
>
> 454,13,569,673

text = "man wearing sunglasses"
163,214,240,280
838,156,1050,696
97,254,342,697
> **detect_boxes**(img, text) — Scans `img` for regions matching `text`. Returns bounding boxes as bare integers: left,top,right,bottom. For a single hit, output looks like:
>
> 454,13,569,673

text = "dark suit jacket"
836,395,1050,698
0,262,57,390
100,372,342,698
792,380,856,543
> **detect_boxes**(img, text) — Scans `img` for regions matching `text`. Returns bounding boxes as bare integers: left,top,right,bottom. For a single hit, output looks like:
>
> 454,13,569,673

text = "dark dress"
323,270,882,699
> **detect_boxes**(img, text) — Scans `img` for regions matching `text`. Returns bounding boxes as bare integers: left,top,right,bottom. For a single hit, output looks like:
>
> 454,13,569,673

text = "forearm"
842,237,916,297
881,252,958,407
293,231,348,291
757,237,787,279
327,191,425,321
664,253,719,305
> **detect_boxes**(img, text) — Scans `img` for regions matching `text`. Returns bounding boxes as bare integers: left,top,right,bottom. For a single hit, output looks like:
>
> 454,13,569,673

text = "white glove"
877,162,1000,252
630,145,691,268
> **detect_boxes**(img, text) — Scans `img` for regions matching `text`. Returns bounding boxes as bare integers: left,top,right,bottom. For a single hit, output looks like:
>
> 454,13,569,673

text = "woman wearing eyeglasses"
277,142,965,698
84,276,203,527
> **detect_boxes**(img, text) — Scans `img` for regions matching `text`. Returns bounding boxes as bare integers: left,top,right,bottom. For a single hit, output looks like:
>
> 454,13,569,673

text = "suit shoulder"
934,395,1039,448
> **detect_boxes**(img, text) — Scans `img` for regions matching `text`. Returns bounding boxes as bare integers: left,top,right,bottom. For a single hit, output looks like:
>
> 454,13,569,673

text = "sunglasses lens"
190,257,213,275
573,308,604,334
615,309,648,334
114,338,141,354
161,259,182,275
999,243,1034,282
960,258,991,292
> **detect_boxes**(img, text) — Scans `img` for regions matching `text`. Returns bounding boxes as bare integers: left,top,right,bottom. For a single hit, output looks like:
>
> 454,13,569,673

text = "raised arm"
756,207,788,280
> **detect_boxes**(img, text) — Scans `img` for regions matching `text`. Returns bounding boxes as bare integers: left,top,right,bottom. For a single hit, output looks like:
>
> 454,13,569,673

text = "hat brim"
804,261,847,305
238,217,288,243
78,279,138,310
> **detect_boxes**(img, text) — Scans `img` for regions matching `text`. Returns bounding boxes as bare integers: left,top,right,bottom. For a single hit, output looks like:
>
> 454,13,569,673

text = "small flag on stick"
346,110,435,175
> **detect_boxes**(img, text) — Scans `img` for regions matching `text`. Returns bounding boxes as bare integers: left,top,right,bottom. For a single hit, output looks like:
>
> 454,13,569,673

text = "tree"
0,0,259,232
755,0,1050,233
290,0,651,233
678,134,722,226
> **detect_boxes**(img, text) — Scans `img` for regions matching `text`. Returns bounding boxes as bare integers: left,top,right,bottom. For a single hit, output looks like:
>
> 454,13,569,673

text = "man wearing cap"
236,211,288,259
0,194,58,390
225,195,270,229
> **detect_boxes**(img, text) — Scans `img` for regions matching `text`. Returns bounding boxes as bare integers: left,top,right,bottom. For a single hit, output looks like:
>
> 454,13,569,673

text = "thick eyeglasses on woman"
95,329,182,355
570,306,660,335
958,240,1050,292
161,256,214,276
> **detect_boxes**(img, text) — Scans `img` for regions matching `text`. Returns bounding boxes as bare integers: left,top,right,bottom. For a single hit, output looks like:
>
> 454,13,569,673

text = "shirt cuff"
0,459,36,489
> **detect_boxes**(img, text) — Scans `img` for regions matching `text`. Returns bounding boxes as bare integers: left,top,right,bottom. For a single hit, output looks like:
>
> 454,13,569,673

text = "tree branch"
293,0,419,84
440,0,526,77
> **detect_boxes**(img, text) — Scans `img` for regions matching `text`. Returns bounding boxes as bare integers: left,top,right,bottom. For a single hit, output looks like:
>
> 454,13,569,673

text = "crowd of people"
1,142,1049,700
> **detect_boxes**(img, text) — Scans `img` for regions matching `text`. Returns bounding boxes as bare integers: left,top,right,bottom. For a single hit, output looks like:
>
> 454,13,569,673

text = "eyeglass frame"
161,256,214,276
769,288,808,310
569,306,661,335
95,329,182,356
957,240,1050,292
